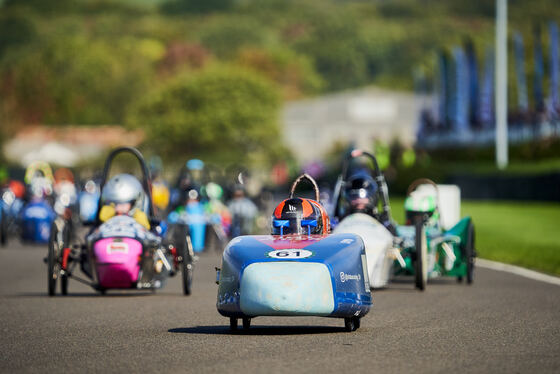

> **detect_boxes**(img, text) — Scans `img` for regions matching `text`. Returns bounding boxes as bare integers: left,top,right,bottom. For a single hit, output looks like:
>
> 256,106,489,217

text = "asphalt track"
1,243,559,374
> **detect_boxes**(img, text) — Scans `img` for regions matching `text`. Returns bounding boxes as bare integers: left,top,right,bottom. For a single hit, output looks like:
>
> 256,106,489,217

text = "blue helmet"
343,172,379,215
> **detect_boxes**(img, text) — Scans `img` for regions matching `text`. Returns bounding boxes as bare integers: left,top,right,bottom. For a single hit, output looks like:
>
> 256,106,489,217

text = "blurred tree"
126,65,285,165
160,0,234,14
0,13,37,57
2,0,78,13
291,12,369,90
157,42,211,75
0,35,153,124
197,16,273,59
235,47,324,99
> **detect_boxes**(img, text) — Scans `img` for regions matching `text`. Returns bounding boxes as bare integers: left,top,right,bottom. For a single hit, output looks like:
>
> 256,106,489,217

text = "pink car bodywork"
93,237,143,288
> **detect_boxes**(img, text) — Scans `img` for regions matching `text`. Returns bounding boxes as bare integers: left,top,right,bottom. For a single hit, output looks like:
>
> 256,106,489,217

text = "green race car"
394,179,476,290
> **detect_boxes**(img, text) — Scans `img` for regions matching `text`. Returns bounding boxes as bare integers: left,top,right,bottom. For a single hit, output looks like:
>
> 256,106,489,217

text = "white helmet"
101,174,145,213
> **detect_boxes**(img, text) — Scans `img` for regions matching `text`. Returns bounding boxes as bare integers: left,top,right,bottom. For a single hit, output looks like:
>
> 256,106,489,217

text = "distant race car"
1,181,25,246
216,174,371,332
21,161,56,244
395,178,476,289
332,150,475,291
46,147,193,296
331,150,396,289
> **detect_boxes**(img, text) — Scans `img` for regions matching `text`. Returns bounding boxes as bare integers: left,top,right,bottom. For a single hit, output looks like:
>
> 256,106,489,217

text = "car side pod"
333,212,394,289
216,233,372,332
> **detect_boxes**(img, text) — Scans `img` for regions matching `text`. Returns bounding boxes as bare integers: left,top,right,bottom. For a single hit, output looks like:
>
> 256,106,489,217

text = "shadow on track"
380,276,466,291
372,285,418,293
169,325,346,336
11,291,155,298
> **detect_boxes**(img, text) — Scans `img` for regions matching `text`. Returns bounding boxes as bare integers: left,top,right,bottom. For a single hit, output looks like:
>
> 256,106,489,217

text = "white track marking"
477,258,560,286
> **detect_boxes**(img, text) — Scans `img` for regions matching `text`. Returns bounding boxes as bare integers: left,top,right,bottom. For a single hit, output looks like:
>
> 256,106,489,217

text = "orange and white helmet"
271,197,329,236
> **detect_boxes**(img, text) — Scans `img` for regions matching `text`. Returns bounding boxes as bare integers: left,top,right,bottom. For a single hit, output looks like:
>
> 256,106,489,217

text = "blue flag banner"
478,47,494,128
534,25,545,113
548,21,559,118
436,51,449,128
465,40,479,127
452,46,470,133
513,31,529,113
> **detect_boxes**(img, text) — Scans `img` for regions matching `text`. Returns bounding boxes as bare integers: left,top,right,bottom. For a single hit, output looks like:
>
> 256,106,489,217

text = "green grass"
390,198,560,276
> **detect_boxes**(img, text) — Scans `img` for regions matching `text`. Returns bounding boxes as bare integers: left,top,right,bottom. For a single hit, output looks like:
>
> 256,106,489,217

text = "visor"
272,218,318,235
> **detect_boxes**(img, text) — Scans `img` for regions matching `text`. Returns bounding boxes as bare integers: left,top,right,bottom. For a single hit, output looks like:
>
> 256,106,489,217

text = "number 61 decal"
267,249,313,259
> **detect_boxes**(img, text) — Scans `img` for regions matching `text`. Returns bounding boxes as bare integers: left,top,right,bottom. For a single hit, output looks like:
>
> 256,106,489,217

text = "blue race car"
216,174,371,332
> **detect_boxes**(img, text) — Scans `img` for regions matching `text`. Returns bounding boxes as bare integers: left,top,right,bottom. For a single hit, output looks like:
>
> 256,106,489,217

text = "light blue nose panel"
240,262,335,316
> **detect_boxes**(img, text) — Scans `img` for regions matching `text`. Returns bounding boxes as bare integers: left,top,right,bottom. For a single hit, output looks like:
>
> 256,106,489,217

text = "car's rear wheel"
414,215,427,291
465,222,475,284
229,317,238,331
60,221,70,296
181,231,194,296
61,274,68,295
170,223,194,296
0,211,7,247
47,223,60,296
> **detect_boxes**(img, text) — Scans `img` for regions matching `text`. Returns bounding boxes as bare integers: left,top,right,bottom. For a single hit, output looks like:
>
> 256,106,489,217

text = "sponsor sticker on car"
107,241,129,254
340,271,361,283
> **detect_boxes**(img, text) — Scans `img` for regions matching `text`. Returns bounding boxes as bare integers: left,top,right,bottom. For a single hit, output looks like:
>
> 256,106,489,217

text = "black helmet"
271,197,329,236
343,173,379,215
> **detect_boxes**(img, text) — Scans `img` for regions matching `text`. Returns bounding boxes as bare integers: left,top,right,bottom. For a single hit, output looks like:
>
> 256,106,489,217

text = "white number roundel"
267,249,313,259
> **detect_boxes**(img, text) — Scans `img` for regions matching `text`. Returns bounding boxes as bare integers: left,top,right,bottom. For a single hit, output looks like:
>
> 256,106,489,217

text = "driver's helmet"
205,182,223,201
404,190,439,226
186,159,204,182
54,168,76,202
101,174,145,216
343,173,379,215
9,180,25,199
148,155,164,179
271,197,329,236
54,168,74,185
30,176,53,198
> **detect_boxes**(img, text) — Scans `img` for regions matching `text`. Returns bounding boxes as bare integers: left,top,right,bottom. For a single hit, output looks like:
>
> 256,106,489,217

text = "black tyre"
414,216,427,291
344,317,357,332
47,223,59,296
205,224,217,252
242,317,251,330
61,274,68,295
60,219,71,296
48,219,71,296
169,223,193,295
229,317,238,331
0,212,7,247
182,233,194,296
465,222,475,284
